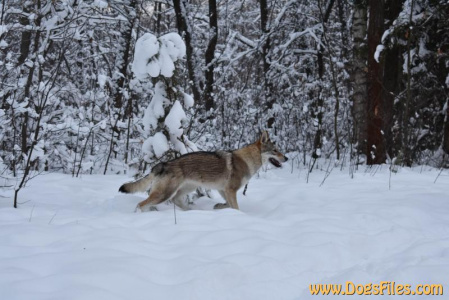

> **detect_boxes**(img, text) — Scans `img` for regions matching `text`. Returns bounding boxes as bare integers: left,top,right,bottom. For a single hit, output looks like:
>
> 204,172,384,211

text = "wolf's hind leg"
171,185,195,210
136,179,179,212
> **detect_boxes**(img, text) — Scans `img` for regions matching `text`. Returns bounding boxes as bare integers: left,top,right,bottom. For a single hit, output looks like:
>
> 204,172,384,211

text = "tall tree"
351,0,368,156
204,0,218,113
173,0,202,107
113,0,138,110
382,0,404,158
444,101,449,154
366,0,386,164
311,0,336,163
259,0,274,128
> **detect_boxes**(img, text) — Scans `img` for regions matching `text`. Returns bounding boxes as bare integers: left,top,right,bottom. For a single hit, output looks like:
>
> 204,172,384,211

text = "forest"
0,0,448,205
1,2,448,297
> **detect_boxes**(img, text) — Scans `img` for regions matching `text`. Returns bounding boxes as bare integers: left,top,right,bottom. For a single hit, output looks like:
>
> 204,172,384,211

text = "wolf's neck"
234,142,263,177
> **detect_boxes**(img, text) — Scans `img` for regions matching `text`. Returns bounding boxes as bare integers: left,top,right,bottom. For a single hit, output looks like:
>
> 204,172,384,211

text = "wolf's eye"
272,150,278,154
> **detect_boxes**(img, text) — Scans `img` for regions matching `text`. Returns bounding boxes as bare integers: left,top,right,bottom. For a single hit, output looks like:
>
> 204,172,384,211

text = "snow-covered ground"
1,164,448,300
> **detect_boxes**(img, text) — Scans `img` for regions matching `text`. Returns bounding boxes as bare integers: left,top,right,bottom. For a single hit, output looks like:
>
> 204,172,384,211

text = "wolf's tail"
119,173,155,194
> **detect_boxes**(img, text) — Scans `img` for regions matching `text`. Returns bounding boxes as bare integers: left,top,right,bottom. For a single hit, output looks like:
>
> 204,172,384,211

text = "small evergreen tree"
132,32,196,169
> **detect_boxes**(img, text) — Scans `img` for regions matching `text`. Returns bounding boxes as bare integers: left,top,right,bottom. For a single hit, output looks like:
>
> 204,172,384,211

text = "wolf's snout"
284,156,288,162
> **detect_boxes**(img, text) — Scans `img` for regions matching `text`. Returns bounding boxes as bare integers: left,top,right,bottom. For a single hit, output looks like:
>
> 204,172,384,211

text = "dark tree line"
0,0,448,205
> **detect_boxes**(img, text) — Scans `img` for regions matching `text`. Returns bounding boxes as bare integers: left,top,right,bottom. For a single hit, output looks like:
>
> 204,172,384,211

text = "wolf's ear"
260,131,270,144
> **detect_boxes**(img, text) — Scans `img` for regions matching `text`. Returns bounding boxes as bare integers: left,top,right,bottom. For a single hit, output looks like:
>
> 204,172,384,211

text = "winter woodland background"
0,0,448,206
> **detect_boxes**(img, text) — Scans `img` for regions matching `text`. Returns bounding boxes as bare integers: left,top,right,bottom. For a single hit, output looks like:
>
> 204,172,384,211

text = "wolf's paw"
135,204,159,212
213,203,230,210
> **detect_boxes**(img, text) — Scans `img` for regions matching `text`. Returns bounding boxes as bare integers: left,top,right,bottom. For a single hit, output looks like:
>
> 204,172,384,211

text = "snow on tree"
133,32,187,80
0,0,448,203
132,32,196,163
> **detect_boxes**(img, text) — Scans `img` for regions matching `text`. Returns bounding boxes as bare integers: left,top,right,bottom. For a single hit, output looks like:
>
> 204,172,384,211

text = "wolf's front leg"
214,190,230,209
224,189,239,210
214,189,239,210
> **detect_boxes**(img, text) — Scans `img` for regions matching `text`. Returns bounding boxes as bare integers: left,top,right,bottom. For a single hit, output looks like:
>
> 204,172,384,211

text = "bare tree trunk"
123,2,140,164
443,99,449,154
366,0,386,164
20,4,43,155
114,0,137,109
337,0,349,56
104,125,117,175
17,4,32,66
0,0,6,24
329,57,341,161
204,0,218,113
311,0,336,162
382,0,404,158
401,0,415,166
351,0,368,155
173,0,202,105
76,128,93,177
154,2,162,35
259,0,274,128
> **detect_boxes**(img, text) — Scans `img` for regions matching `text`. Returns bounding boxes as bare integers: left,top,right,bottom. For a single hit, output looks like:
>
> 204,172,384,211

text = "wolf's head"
259,131,288,168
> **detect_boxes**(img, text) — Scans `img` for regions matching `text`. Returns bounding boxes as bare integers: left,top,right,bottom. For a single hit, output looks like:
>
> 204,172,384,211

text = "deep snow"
0,163,448,300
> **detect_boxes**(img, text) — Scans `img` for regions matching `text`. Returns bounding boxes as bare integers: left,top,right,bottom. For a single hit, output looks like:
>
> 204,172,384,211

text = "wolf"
119,131,288,211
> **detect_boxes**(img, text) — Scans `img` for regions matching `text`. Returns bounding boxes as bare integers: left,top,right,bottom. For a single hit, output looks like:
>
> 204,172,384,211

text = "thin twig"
389,164,392,190
29,205,35,222
173,201,177,225
243,183,248,195
434,154,447,183
48,210,58,225
17,200,31,205
434,168,445,184
319,159,335,187
306,157,314,184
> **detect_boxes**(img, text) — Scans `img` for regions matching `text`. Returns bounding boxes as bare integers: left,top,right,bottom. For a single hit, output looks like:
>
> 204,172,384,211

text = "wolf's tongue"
269,158,282,168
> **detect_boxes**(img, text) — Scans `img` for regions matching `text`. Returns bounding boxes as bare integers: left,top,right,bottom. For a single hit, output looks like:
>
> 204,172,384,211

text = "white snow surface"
1,165,448,300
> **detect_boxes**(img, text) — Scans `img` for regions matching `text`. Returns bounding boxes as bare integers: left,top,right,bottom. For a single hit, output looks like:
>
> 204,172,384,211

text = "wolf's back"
119,173,155,194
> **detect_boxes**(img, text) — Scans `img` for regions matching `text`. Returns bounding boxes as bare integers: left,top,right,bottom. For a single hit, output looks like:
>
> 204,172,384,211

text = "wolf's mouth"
269,158,282,168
